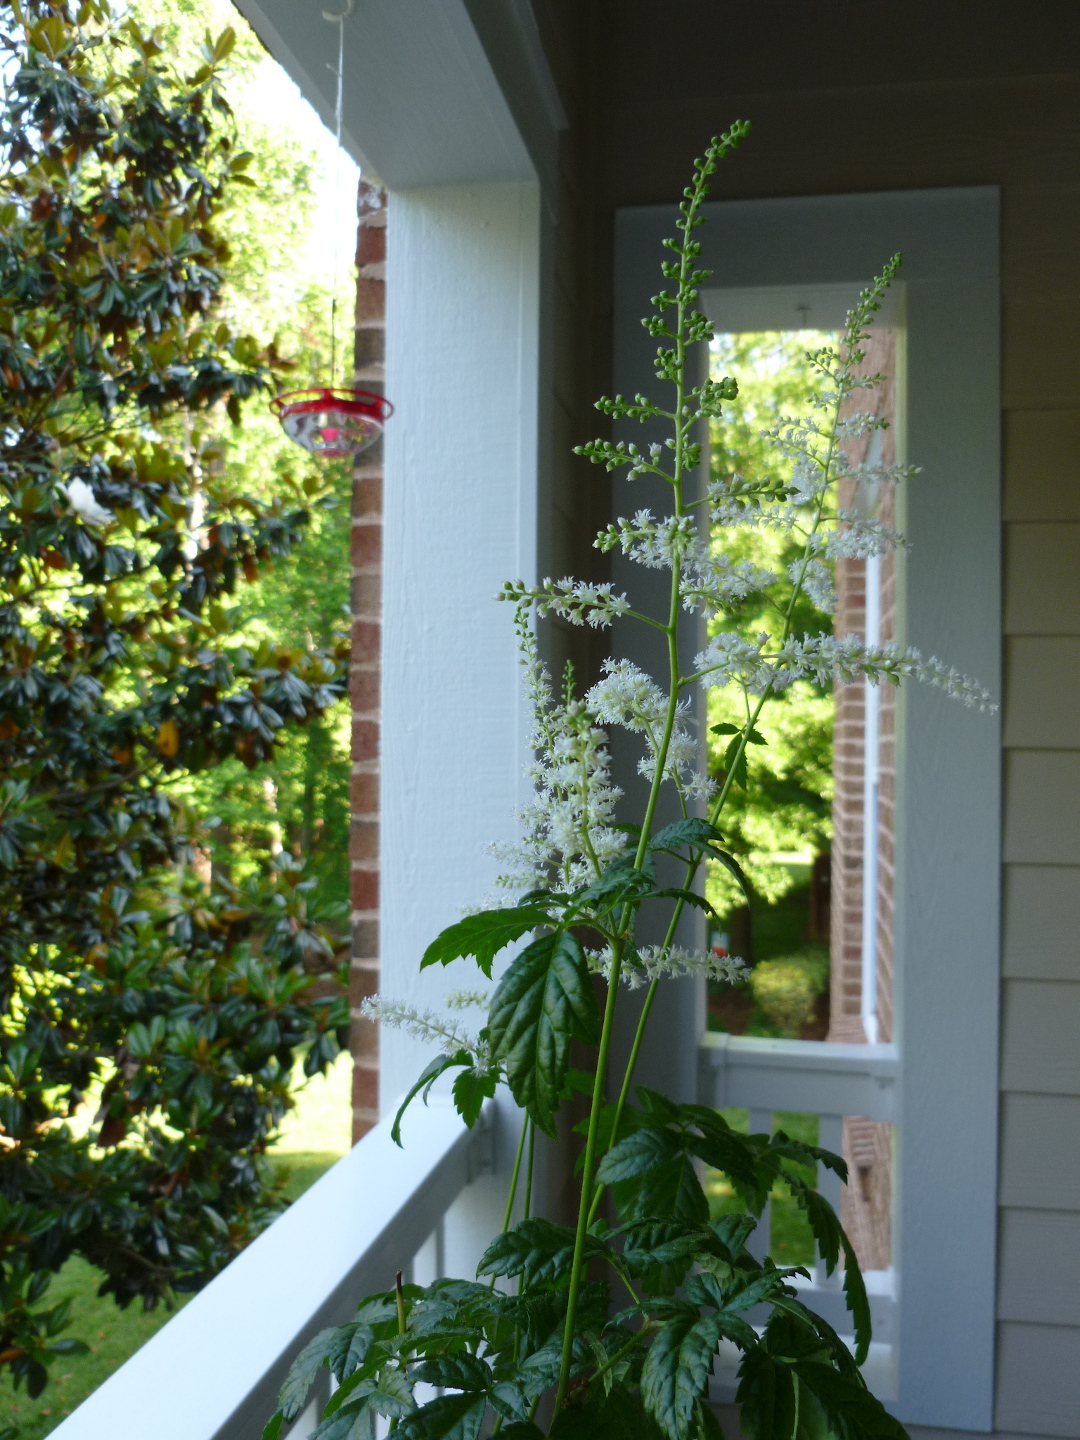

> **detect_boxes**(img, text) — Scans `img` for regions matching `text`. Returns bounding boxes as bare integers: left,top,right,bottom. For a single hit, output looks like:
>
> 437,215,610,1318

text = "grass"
1,1052,353,1438
704,1109,820,1267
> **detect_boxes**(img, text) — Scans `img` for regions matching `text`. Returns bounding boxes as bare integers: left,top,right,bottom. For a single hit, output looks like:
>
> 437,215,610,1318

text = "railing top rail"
51,1098,484,1440
700,1032,899,1075
699,1034,899,1123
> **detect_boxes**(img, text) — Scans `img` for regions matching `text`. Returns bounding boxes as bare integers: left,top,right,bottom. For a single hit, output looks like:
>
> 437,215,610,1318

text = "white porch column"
381,180,541,1271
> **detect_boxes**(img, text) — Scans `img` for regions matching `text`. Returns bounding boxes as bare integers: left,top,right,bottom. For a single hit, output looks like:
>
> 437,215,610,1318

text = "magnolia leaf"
420,905,553,979
488,931,598,1135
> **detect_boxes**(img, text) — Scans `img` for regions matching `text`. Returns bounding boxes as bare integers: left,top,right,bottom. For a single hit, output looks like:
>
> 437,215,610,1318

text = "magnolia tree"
269,127,991,1440
0,1,349,1403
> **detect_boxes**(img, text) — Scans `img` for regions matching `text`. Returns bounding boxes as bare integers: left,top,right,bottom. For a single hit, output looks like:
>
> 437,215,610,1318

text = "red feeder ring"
271,387,393,459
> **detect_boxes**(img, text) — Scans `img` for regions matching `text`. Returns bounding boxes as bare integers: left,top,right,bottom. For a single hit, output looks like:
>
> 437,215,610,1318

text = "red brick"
350,866,379,910
350,521,382,566
355,276,385,323
351,917,379,957
353,475,382,519
350,771,379,815
350,665,380,711
351,1061,379,1111
356,225,386,266
350,819,379,862
351,571,381,617
351,621,381,663
349,963,379,1007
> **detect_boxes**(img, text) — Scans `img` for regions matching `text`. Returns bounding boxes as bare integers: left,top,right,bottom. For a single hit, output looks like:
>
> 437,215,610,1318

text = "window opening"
700,303,898,1275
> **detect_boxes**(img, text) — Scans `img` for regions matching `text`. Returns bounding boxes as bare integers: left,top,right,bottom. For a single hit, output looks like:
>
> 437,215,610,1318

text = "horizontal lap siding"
1000,283,1080,1433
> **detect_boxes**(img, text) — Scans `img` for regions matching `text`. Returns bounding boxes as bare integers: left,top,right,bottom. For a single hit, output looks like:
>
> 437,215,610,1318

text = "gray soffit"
230,0,565,191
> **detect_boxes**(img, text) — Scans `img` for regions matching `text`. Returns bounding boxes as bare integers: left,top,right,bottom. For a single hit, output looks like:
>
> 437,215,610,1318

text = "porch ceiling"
230,0,563,189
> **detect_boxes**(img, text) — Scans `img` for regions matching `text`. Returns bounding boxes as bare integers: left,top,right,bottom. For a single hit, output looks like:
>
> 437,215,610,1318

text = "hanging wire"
323,0,353,387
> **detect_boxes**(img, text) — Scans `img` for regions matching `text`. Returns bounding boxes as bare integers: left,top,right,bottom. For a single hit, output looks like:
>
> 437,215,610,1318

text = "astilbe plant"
269,126,992,1440
0,0,350,1403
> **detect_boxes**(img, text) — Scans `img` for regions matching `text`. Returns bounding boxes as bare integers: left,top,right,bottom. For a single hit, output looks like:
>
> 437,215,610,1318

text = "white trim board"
230,0,562,189
614,188,1001,1431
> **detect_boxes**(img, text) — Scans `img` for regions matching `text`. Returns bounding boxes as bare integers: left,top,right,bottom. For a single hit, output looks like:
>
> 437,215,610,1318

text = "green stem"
556,143,728,1415
523,1116,535,1220
489,1116,529,1290
591,1321,656,1387
555,938,625,1411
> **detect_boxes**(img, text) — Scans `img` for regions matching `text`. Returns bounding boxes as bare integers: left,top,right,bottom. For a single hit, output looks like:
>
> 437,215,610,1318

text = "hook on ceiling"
321,0,353,19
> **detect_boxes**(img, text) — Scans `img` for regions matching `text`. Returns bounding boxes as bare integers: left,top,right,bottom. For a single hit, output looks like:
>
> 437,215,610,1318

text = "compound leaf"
421,905,553,978
488,932,598,1135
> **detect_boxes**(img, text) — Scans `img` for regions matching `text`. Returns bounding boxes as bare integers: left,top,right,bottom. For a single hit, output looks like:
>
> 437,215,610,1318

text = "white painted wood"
616,187,1001,1430
231,0,563,189
49,1100,486,1440
699,1034,899,1123
381,179,542,1269
1003,865,1080,980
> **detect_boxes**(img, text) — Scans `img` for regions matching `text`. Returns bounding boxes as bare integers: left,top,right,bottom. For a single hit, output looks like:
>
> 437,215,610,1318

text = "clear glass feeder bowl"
271,387,393,459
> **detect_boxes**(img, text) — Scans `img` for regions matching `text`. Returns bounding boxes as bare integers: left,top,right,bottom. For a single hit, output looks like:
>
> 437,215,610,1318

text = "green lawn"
2,1053,353,1438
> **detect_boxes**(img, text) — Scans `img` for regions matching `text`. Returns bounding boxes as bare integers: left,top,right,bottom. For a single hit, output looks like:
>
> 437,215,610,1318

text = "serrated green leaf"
792,1361,907,1439
488,931,599,1135
841,1230,872,1367
262,1413,284,1440
476,1217,608,1288
452,1066,497,1127
597,1126,684,1185
421,905,553,978
392,1050,472,1146
413,1353,491,1391
709,849,752,902
649,818,724,854
641,1307,729,1440
396,1392,487,1440
279,1326,337,1420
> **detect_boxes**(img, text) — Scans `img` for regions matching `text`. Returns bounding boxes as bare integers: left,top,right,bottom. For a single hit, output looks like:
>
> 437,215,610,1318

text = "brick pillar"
829,328,897,1271
349,178,386,1141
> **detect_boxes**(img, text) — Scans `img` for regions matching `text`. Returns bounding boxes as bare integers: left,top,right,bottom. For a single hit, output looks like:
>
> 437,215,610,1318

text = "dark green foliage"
488,932,599,1135
0,0,349,1397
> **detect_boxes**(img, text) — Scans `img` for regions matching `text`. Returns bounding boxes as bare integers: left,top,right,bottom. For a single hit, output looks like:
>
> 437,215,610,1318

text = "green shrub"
750,947,829,1037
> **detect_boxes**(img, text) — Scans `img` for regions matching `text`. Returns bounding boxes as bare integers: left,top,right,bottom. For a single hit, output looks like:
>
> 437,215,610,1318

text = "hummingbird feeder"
271,387,392,459
273,0,393,460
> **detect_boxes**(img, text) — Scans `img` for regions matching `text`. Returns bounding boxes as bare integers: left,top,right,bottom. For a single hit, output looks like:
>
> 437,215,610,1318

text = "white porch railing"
50,1098,493,1440
52,1034,900,1437
699,1033,900,1403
